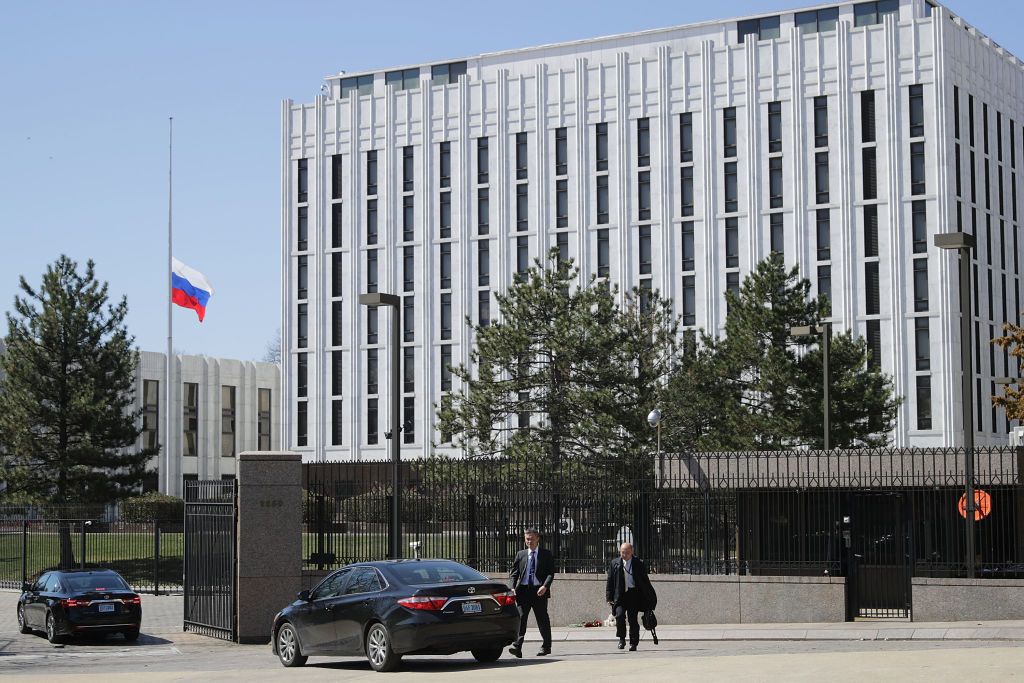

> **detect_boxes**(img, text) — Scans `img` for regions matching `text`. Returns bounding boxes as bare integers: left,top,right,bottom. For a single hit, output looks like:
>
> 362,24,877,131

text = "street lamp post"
934,231,977,577
790,322,833,451
359,292,402,560
647,408,662,484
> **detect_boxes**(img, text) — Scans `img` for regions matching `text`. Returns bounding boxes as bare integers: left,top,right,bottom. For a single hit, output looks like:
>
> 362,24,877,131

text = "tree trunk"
58,521,76,569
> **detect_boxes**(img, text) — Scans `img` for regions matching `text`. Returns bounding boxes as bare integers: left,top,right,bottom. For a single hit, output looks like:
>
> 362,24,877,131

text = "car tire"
471,647,503,663
276,622,307,668
123,629,140,642
45,612,64,644
365,623,401,672
17,605,31,634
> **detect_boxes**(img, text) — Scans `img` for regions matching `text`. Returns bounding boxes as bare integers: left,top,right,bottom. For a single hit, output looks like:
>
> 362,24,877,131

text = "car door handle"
325,605,334,612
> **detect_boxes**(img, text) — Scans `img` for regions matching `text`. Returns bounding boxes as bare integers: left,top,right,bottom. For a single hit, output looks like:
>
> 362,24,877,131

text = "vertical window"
403,347,414,393
221,385,236,458
183,382,198,456
723,107,737,158
331,400,343,446
367,307,378,345
864,205,879,257
331,154,343,200
814,96,828,148
815,152,829,204
403,295,414,343
726,272,740,310
866,262,880,315
367,199,378,245
366,150,377,195
142,380,159,452
915,317,930,371
769,156,783,208
767,102,782,153
909,84,925,138
556,179,568,228
332,252,343,297
440,243,451,290
440,293,452,340
403,397,415,444
770,213,784,256
596,175,609,224
682,222,695,271
332,203,343,249
297,158,308,203
861,91,876,143
682,275,696,326
402,195,413,242
910,142,926,195
515,132,528,180
403,246,414,292
637,118,650,167
638,226,651,275
516,236,529,278
866,320,882,369
367,349,378,395
367,398,378,445
679,113,693,162
596,123,608,171
297,303,308,348
724,162,738,212
439,141,451,188
638,171,651,220
818,265,832,303
477,137,489,184
516,183,528,231
440,192,451,239
854,0,899,28
332,351,343,396
440,345,452,392
297,255,308,300
477,188,489,235
862,148,878,200
557,232,570,268
478,240,490,286
297,354,308,398
258,388,271,451
402,146,414,191
681,166,694,216
916,375,932,430
297,206,308,251
912,201,927,254
953,86,960,140
725,218,739,268
296,400,307,448
478,290,490,327
555,127,568,176
366,249,378,293
817,209,831,261
597,229,610,278
331,301,343,346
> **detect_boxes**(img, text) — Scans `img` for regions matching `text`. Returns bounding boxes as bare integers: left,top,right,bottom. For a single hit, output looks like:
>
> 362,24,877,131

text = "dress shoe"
508,646,522,658
617,638,625,649
629,644,637,651
536,647,551,656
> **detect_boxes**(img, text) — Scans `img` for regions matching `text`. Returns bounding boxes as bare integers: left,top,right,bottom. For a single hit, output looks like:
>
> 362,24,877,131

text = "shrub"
121,492,184,522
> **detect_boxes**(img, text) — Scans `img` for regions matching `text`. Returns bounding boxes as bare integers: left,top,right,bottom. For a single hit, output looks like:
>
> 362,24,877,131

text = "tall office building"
282,0,1024,462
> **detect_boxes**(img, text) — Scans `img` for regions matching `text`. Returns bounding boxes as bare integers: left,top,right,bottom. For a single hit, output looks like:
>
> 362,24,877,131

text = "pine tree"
992,321,1024,421
0,256,154,504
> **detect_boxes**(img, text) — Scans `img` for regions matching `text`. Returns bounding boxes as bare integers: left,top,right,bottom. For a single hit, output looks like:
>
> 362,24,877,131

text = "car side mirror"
297,590,311,602
22,582,32,593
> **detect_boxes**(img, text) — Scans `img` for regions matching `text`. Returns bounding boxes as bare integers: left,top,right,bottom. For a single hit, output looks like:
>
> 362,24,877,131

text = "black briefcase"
641,611,659,644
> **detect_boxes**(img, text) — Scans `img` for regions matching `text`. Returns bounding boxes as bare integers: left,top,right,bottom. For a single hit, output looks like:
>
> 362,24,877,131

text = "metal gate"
183,480,237,641
844,492,912,619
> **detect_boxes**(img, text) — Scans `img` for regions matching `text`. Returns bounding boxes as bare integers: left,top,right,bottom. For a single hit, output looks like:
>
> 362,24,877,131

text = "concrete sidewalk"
530,619,1024,642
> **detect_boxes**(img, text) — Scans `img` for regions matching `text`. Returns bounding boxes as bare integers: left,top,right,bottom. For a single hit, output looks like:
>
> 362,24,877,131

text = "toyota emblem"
467,587,476,594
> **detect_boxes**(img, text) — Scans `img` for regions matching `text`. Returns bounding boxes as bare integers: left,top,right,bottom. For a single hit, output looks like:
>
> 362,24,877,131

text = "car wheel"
45,612,64,644
123,629,140,642
17,605,31,634
471,647,503,663
276,622,307,668
365,623,401,672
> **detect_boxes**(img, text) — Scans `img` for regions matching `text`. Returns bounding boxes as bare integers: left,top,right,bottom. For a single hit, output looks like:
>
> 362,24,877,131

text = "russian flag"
171,257,214,322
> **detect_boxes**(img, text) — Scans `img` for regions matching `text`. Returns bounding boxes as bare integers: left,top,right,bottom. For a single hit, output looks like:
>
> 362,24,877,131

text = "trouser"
614,588,641,645
514,585,551,648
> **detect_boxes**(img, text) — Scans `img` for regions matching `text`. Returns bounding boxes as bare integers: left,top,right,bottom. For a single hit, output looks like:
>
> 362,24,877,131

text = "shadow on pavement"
308,656,558,673
14,631,173,648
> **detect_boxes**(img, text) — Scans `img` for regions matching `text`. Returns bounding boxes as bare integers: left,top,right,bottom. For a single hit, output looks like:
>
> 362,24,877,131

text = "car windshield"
387,561,488,585
62,573,129,592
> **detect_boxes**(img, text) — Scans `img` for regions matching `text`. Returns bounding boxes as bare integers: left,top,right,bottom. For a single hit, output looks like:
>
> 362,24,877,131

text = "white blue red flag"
171,257,214,322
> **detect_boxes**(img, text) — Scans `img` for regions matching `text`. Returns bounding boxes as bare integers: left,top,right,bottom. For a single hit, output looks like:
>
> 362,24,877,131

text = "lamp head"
647,408,662,428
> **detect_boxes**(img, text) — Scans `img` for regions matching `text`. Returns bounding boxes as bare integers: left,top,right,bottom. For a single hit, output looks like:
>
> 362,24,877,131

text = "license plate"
462,601,482,614
99,604,115,613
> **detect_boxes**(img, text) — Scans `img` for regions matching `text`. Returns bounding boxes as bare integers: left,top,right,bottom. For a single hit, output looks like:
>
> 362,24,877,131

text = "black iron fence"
0,506,183,593
183,480,237,642
302,447,1024,582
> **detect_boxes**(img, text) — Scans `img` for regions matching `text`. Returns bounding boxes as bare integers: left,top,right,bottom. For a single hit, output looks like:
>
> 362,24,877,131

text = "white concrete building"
136,352,280,496
282,0,1023,462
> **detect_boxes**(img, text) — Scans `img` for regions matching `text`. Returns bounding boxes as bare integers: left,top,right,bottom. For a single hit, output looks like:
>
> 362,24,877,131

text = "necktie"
526,551,536,585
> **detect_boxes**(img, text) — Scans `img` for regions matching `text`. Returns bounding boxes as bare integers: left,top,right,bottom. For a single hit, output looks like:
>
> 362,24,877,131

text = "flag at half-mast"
171,257,214,322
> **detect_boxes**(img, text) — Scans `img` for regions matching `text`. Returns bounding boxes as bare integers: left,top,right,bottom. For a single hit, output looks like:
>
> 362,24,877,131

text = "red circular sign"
958,490,992,521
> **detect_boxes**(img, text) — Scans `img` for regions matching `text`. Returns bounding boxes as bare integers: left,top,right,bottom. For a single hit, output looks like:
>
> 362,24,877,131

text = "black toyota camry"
17,569,142,643
271,559,519,672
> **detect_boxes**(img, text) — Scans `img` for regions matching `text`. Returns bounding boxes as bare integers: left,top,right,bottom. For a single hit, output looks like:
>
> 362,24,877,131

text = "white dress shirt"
623,558,635,590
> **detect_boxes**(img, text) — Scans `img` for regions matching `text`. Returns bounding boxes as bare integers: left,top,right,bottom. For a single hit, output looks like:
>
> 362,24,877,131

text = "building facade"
282,0,1024,462
137,352,280,496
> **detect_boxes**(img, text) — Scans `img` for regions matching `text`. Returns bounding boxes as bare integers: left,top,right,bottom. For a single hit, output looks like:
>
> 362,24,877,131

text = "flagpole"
166,117,173,495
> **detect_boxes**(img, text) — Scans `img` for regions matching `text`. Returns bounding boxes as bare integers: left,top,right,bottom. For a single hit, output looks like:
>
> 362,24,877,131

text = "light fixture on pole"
790,322,833,451
359,292,402,560
648,408,662,483
934,231,977,577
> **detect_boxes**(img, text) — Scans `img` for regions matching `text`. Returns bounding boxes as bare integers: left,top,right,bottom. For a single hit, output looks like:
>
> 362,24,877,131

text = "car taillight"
397,596,447,611
61,598,88,608
123,595,141,605
492,590,517,607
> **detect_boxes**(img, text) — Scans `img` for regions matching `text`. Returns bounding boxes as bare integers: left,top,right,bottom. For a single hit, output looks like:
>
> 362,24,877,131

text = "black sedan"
17,569,142,643
271,559,519,672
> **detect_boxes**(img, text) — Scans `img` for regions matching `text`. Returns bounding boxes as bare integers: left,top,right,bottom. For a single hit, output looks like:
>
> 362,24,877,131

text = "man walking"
508,528,555,657
606,542,655,651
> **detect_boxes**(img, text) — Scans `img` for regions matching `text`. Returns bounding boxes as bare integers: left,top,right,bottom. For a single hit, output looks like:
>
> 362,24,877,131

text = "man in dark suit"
508,528,555,657
606,542,654,651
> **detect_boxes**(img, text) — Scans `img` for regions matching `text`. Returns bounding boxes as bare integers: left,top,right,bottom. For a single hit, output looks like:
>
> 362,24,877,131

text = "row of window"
738,1,902,42
340,61,468,98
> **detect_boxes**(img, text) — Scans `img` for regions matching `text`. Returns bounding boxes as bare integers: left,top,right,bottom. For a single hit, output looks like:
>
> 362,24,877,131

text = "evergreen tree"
0,256,154,504
992,321,1024,421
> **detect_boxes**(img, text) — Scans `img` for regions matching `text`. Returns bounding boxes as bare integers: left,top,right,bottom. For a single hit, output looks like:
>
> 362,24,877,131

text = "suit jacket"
606,556,656,609
510,547,555,595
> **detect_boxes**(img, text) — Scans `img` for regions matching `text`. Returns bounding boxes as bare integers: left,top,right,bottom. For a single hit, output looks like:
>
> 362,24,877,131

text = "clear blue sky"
0,0,1017,361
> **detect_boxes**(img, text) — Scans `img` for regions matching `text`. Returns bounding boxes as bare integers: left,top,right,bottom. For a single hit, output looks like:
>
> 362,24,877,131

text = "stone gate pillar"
236,451,302,644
